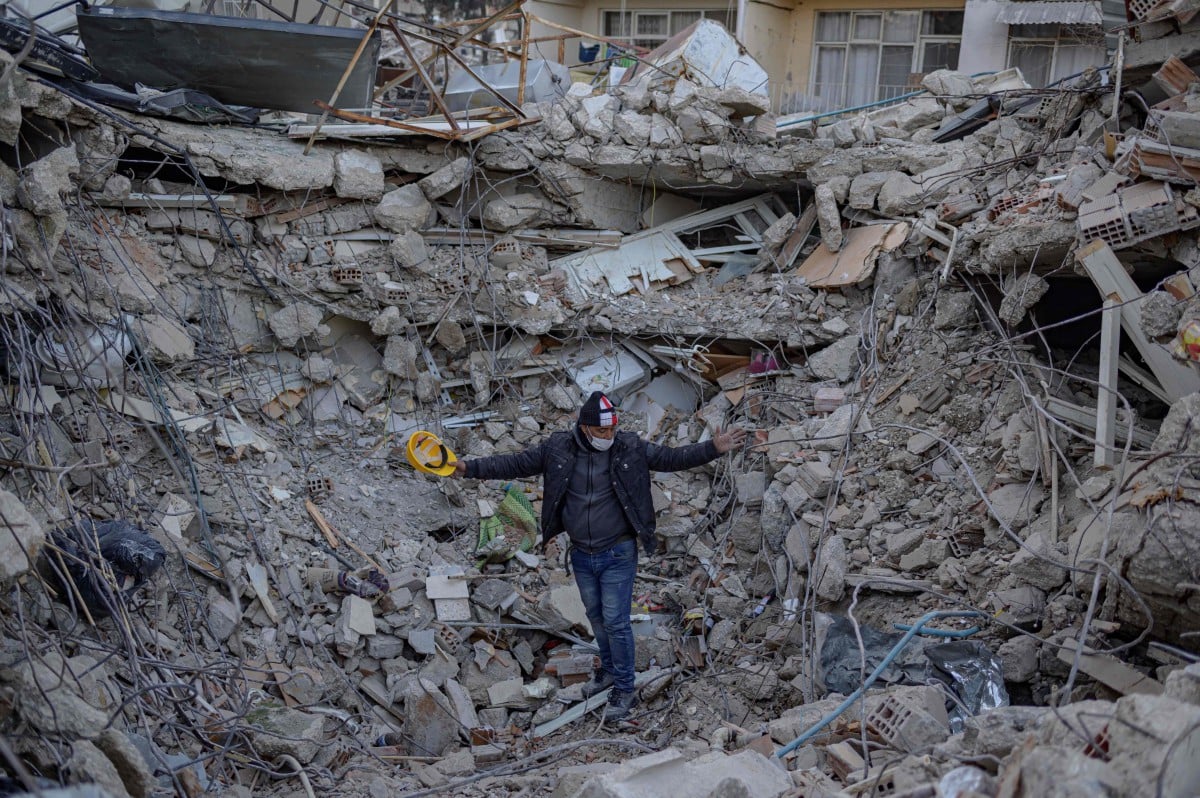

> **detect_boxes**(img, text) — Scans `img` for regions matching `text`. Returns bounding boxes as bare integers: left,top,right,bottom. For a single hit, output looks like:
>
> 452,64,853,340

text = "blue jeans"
571,537,637,692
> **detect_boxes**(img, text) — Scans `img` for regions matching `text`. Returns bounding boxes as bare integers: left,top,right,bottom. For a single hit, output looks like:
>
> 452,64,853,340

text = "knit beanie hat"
578,390,618,427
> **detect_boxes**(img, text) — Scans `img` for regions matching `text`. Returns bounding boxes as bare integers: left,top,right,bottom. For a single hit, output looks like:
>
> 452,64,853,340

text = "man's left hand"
713,427,747,453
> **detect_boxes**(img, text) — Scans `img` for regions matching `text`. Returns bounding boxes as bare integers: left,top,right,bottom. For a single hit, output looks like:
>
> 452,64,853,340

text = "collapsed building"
1,2,1200,797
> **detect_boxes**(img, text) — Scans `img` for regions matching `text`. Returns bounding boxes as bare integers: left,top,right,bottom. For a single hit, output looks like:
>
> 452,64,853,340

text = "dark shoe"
581,671,615,699
604,689,638,721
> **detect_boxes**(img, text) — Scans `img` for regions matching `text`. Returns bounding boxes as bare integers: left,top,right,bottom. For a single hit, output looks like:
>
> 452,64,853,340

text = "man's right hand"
451,460,467,477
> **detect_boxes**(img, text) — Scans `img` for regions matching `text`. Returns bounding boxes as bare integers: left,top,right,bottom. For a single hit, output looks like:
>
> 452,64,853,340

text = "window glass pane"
1009,23,1057,38
1010,41,1052,87
880,45,914,98
636,13,667,35
603,11,630,37
1051,43,1105,82
883,10,918,42
704,9,735,30
816,12,850,42
922,41,960,71
922,10,964,35
853,13,882,40
847,43,880,105
814,45,847,109
671,10,701,34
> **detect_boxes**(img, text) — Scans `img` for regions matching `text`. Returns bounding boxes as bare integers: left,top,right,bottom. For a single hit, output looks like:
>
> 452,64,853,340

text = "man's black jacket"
464,430,720,556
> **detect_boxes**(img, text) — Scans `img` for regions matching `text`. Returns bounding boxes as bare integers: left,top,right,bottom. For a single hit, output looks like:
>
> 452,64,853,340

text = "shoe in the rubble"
581,671,615,699
604,689,638,722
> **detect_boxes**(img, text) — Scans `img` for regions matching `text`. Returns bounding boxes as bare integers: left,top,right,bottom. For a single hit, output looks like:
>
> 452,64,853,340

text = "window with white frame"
1008,24,1104,88
601,9,736,51
812,10,963,110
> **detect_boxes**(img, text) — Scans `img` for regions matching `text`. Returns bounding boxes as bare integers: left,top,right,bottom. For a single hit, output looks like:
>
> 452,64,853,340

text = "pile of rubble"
2,9,1200,798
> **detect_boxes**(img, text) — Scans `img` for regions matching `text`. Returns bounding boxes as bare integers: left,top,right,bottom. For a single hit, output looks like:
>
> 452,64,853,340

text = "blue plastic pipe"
775,609,985,758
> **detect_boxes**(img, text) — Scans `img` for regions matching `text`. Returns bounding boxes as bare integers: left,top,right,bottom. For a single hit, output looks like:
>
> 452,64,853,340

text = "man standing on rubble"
453,390,746,721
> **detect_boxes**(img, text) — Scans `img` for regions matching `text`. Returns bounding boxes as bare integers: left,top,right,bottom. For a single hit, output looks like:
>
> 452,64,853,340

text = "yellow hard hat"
405,430,457,476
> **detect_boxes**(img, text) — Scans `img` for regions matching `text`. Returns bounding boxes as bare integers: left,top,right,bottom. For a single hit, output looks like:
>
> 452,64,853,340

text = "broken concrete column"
332,150,385,200
374,184,432,233
814,183,843,252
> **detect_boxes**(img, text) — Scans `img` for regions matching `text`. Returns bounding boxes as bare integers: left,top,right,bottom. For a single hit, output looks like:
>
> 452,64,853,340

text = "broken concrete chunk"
848,171,891,210
418,156,471,200
95,729,156,798
65,738,133,798
389,229,428,269
482,193,559,232
1141,290,1182,338
17,145,79,216
382,336,419,380
342,594,376,636
374,184,432,234
268,302,325,348
807,335,860,383
403,680,460,756
332,150,384,200
815,535,847,601
0,490,44,580
247,706,325,764
933,291,975,330
876,171,924,216
998,274,1049,326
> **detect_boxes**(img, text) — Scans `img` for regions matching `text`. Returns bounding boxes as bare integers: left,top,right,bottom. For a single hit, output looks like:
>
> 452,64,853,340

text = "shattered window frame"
812,8,963,109
600,8,737,50
1006,22,1105,88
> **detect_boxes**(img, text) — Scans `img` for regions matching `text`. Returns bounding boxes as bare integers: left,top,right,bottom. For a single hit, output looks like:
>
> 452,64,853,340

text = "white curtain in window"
853,13,882,40
814,46,847,111
816,12,850,42
1010,42,1052,87
671,10,701,35
1051,44,1105,83
883,10,918,42
847,43,879,106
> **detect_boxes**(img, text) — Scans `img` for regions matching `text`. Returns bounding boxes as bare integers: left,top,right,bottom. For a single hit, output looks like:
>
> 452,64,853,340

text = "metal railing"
771,81,921,117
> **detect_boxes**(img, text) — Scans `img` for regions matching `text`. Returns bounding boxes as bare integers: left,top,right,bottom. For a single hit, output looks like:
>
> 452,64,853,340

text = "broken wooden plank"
1058,637,1163,695
305,499,341,549
1075,240,1200,403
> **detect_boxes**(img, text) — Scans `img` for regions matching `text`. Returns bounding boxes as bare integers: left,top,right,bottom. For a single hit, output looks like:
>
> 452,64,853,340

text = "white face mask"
588,432,614,451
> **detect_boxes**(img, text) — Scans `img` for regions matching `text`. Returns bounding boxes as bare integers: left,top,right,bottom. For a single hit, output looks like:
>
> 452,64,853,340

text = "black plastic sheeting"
819,615,1009,731
59,79,259,125
77,7,380,115
44,519,166,619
